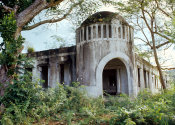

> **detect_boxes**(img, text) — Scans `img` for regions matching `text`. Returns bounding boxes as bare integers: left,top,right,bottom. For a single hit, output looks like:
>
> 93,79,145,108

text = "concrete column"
116,25,118,39
140,67,145,89
96,24,98,39
135,67,139,93
101,24,103,39
32,60,40,82
127,26,129,41
49,61,58,88
146,71,149,88
121,25,123,40
149,71,153,92
112,24,114,38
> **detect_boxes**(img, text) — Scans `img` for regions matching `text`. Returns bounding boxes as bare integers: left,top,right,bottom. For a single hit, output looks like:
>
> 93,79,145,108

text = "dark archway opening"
103,58,128,95
41,66,48,88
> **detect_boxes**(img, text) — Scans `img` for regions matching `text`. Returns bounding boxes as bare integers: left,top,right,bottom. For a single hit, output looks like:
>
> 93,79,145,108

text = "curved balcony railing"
77,23,133,43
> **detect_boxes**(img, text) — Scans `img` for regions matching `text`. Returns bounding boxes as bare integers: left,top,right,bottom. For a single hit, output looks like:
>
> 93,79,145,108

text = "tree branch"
0,1,13,12
0,1,19,14
16,0,48,28
24,17,66,30
24,0,84,30
135,37,152,48
140,3,152,32
162,67,175,70
136,15,151,45
155,0,172,18
155,41,170,49
47,0,64,8
154,31,171,41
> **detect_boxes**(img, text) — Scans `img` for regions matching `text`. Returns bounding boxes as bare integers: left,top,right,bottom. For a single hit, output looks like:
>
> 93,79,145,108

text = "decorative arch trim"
95,52,134,96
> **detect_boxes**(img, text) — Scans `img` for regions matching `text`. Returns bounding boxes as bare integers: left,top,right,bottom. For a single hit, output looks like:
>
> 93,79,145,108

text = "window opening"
123,25,125,39
60,64,64,84
84,27,87,41
98,25,101,38
109,24,112,38
138,68,141,87
144,70,147,88
93,26,96,38
118,27,121,38
103,25,107,38
88,26,91,40
81,29,83,41
41,66,48,88
78,30,80,43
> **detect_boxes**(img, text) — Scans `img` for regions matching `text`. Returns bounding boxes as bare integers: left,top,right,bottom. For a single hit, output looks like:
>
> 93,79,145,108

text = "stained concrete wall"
28,46,76,87
135,54,163,95
76,12,135,97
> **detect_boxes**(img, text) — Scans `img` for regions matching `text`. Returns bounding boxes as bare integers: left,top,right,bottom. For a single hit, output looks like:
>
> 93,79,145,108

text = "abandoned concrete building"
28,11,168,97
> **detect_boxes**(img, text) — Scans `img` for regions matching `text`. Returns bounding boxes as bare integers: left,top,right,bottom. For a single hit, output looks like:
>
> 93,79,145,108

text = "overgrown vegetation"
0,76,175,125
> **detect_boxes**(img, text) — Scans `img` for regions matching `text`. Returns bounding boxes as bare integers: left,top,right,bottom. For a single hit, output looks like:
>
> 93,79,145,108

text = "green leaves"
0,12,25,76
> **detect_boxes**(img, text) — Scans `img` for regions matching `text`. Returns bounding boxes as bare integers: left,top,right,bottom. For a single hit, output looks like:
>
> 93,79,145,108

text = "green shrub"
27,47,35,53
1,82,175,125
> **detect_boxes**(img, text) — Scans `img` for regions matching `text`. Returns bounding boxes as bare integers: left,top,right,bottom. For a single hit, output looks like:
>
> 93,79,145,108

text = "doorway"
102,58,128,95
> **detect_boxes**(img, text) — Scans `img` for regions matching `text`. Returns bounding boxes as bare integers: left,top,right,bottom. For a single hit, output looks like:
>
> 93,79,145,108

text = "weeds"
0,80,175,125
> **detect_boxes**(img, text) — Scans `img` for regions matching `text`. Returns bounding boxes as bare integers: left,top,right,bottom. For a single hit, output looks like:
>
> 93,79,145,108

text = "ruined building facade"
29,11,168,97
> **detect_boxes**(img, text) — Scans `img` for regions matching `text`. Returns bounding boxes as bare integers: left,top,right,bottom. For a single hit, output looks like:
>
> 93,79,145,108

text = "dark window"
118,27,121,38
138,68,141,87
103,25,107,38
88,26,91,40
81,29,83,41
147,72,149,88
109,70,117,87
129,27,131,41
84,27,87,41
60,64,64,84
98,25,101,38
123,25,125,39
78,30,80,43
144,70,147,88
109,25,112,38
41,66,48,88
93,26,96,38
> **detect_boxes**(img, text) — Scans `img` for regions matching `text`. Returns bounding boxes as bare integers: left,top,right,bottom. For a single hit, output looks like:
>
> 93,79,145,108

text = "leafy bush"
27,47,35,53
1,81,175,125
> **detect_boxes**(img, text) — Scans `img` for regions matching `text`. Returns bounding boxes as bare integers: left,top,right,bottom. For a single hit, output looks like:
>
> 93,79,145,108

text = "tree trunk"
0,66,10,97
151,33,166,89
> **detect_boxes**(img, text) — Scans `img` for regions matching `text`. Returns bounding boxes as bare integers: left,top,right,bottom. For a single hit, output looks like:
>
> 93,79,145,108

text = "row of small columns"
78,23,133,43
137,67,160,90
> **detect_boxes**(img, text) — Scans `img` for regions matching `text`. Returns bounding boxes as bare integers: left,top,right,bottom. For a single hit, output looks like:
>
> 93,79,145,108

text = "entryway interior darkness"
41,66,48,88
103,58,128,95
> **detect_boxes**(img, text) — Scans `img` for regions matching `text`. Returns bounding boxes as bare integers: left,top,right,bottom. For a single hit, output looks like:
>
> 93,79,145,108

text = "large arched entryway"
103,58,128,95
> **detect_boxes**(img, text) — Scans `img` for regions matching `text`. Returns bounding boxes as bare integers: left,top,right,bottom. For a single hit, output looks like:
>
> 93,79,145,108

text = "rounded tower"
76,11,135,97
